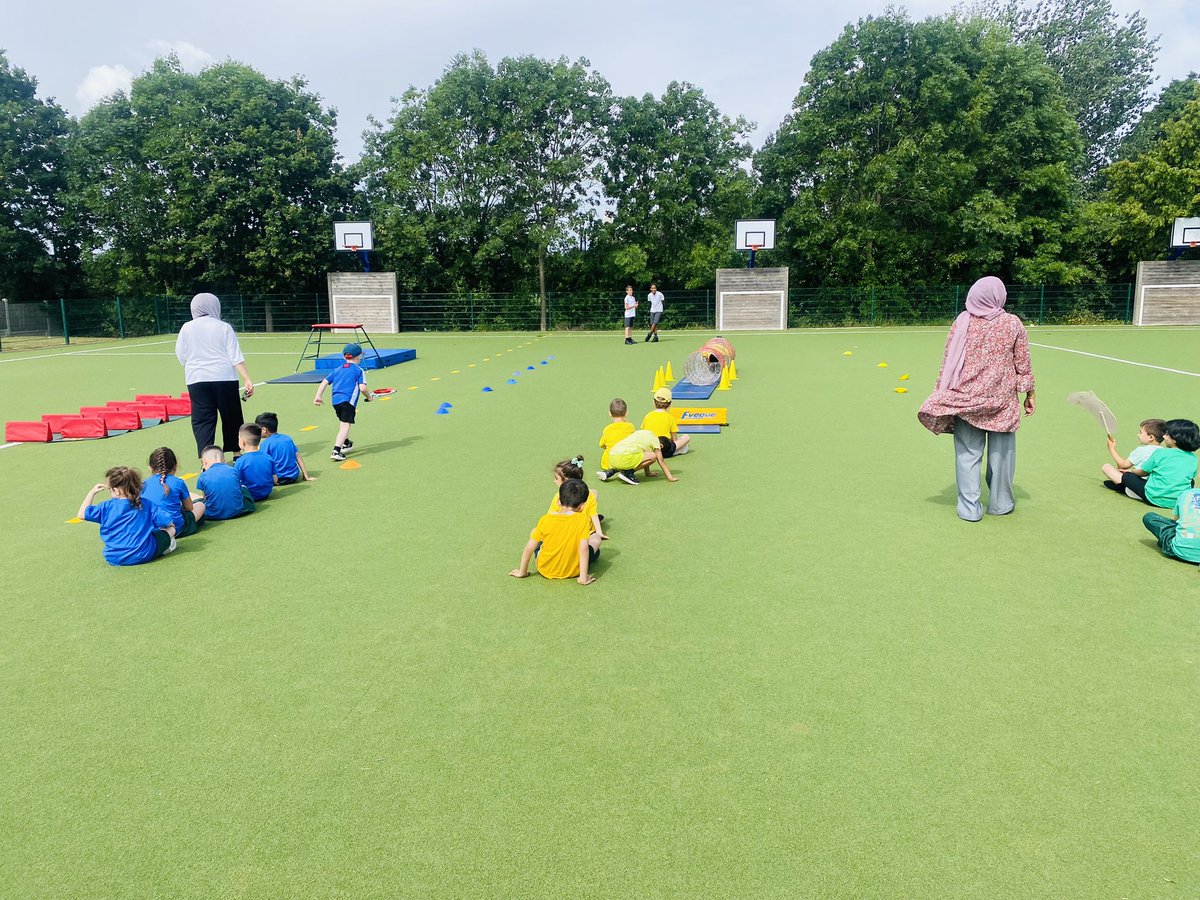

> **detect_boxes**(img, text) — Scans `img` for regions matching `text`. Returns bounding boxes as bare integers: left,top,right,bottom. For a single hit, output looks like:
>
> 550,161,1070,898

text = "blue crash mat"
676,424,721,434
669,379,718,400
314,348,416,370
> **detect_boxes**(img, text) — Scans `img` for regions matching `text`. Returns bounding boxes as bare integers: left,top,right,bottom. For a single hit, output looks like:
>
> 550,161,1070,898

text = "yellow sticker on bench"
670,407,728,426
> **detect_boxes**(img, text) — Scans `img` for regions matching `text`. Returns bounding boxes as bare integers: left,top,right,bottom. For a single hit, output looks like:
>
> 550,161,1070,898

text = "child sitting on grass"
1141,488,1200,565
549,456,605,540
234,423,276,501
640,387,690,458
195,445,255,520
256,411,313,484
510,478,602,585
597,398,635,480
1102,418,1199,508
598,429,678,485
144,446,204,537
79,466,176,565
1102,418,1164,496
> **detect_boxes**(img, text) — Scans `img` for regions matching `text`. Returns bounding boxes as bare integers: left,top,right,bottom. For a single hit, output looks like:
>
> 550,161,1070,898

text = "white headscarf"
190,293,222,320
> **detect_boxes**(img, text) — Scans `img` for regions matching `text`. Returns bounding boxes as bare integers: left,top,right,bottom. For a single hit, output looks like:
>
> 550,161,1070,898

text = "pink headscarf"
938,276,1007,391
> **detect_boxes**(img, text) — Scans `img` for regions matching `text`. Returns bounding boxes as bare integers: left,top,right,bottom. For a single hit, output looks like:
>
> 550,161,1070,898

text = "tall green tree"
69,57,350,295
604,82,754,288
0,51,75,300
973,0,1159,180
1083,96,1200,276
1116,74,1200,162
756,11,1087,288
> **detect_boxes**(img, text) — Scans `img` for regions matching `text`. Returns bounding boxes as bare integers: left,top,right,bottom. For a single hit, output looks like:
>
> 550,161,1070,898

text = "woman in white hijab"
175,293,255,457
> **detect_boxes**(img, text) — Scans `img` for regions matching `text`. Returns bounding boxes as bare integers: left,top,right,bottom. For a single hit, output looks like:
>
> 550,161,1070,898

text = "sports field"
1,325,1197,897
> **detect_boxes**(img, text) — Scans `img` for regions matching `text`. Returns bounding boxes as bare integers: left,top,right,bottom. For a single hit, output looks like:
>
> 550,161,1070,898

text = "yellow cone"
877,362,888,368
654,367,665,391
717,365,732,391
729,360,739,381
339,460,361,470
665,360,674,382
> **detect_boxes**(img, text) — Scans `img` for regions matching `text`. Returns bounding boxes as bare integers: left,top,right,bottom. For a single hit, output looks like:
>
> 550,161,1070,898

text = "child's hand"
313,397,322,406
509,569,529,578
577,574,596,585
1106,436,1116,448
599,533,609,541
666,475,679,483
304,475,316,482
92,483,107,493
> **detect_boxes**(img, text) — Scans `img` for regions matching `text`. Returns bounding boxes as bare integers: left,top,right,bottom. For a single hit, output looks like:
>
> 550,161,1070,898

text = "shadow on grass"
926,482,1031,507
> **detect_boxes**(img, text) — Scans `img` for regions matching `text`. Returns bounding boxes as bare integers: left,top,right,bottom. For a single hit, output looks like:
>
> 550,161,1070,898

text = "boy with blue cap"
313,342,373,461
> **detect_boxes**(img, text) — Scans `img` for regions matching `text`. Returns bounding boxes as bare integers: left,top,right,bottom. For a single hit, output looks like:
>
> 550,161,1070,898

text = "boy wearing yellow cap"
641,387,690,458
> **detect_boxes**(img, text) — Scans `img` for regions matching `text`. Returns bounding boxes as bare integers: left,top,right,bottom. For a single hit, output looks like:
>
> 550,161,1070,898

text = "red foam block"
80,406,114,417
136,394,173,402
61,418,108,439
133,403,168,421
165,398,191,416
6,421,53,442
42,414,83,433
101,410,142,430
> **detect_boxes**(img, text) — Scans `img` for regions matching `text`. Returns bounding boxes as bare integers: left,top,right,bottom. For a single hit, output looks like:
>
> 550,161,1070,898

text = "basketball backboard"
735,219,776,251
334,221,374,251
1171,217,1200,249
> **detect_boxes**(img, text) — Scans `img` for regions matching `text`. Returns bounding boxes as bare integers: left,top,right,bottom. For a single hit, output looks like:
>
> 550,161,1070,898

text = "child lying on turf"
1141,487,1200,565
511,478,602,585
1102,418,1164,496
79,466,176,565
549,456,605,540
1102,418,1200,508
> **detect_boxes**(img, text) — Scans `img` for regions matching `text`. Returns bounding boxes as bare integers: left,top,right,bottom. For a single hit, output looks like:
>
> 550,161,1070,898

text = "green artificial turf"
1,326,1198,897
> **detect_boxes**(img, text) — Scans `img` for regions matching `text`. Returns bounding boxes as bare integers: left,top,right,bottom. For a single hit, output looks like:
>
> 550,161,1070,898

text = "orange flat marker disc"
339,460,361,470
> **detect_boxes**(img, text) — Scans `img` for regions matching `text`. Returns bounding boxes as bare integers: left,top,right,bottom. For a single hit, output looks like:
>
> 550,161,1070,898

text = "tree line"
2,0,1197,311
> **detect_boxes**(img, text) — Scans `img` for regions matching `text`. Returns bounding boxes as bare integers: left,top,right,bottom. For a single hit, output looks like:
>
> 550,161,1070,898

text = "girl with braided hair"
142,447,205,537
547,455,606,541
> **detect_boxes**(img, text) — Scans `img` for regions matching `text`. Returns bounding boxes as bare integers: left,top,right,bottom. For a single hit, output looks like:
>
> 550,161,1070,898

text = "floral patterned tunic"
917,313,1035,435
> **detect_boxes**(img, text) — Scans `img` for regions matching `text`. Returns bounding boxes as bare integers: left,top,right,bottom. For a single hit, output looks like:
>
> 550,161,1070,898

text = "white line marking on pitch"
1030,342,1200,378
0,339,176,364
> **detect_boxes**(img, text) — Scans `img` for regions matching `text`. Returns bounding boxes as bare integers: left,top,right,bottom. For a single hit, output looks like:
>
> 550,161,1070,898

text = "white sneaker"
675,444,690,455
596,470,610,482
164,535,178,555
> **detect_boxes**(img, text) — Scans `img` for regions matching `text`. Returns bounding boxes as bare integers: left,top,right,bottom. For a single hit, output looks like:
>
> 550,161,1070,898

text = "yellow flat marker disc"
339,460,361,470
300,425,318,431
379,396,392,401
66,517,83,524
483,357,490,361
468,364,476,368
843,351,853,356
181,472,198,480
451,370,461,374
877,362,889,367
408,386,419,391
894,387,908,393
431,376,441,382
899,374,910,381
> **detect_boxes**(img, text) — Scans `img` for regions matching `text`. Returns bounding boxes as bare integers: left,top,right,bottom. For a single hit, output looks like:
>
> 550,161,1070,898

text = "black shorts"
334,402,357,424
660,438,677,458
624,313,635,326
276,475,299,486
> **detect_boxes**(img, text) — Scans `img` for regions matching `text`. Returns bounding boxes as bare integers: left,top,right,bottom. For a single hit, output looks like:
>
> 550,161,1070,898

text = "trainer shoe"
675,444,689,455
650,335,659,342
343,439,354,450
164,534,178,555
624,337,635,345
616,470,639,485
330,447,347,461
596,470,610,481
644,332,652,342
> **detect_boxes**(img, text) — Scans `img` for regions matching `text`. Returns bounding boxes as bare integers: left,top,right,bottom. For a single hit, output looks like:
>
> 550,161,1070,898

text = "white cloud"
75,64,134,108
148,40,215,71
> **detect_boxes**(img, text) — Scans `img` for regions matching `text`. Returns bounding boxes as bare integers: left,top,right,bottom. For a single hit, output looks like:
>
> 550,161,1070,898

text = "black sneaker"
331,447,346,461
644,332,652,342
650,334,659,342
624,338,635,345
616,470,639,485
343,439,354,450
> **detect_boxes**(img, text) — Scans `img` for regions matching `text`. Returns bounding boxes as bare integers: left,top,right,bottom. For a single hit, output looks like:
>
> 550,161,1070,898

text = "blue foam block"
676,424,721,434
314,348,416,370
669,379,718,400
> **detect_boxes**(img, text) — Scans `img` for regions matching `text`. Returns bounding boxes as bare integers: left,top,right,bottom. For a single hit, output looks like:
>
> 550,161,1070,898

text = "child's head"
238,423,262,450
1163,419,1200,452
147,447,178,496
105,465,143,506
625,285,634,294
650,283,657,292
200,445,225,469
1138,419,1166,444
343,342,362,361
254,412,279,435
554,455,584,483
653,387,672,409
558,477,589,511
609,398,627,418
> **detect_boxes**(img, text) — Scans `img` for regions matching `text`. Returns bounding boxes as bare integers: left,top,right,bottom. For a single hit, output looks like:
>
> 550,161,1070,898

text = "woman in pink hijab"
918,276,1036,521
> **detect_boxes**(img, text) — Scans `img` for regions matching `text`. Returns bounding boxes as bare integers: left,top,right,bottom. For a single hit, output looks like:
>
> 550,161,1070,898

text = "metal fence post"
239,294,245,331
1125,284,1133,323
707,289,712,327
1038,284,1045,324
60,298,70,345
870,287,876,326
116,297,125,339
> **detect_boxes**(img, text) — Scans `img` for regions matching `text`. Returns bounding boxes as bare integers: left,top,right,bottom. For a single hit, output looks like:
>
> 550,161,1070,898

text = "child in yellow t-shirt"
600,429,678,485
597,398,635,479
510,479,602,585
640,387,691,458
548,456,606,540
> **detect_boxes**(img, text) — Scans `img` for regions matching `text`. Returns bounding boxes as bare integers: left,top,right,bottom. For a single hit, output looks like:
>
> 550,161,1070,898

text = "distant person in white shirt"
645,284,665,342
175,293,255,457
622,285,638,345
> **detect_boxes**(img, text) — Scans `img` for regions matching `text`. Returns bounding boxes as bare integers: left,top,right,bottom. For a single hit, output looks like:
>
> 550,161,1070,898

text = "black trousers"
1102,471,1148,502
187,380,243,457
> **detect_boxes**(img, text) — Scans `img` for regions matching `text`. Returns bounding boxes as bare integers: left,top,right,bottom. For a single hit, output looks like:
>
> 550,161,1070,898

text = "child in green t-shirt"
1103,418,1199,508
1142,488,1200,564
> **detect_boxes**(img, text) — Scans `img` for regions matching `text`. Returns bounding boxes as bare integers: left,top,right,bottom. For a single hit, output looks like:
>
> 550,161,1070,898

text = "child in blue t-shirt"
234,423,276,501
143,446,205,536
79,466,177,565
255,411,313,484
313,342,373,461
195,445,255,520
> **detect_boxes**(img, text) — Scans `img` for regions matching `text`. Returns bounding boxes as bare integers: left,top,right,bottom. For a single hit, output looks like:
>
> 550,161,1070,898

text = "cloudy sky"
3,0,1197,162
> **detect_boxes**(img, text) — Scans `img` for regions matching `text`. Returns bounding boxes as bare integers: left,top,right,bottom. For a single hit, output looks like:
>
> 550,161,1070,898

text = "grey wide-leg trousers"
952,418,1016,521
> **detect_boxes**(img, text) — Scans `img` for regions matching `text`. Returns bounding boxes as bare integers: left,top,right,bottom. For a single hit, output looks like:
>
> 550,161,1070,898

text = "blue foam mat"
267,370,328,384
676,424,721,434
314,348,416,370
669,379,718,400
